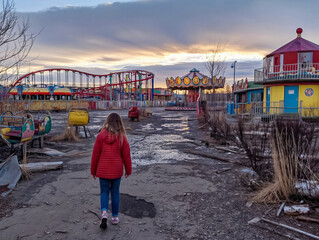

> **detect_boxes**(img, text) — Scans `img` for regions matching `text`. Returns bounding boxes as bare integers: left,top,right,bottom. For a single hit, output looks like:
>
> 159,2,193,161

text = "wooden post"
39,136,44,148
23,143,27,164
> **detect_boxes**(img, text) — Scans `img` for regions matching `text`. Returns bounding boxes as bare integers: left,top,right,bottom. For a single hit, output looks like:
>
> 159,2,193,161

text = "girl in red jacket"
91,112,132,229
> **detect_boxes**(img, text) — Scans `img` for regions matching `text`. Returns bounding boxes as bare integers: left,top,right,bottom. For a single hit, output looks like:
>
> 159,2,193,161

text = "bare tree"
205,42,227,78
0,0,35,90
204,42,227,104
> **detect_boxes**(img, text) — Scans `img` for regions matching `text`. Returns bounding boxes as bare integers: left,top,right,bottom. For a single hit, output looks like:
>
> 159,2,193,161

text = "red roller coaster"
5,68,155,101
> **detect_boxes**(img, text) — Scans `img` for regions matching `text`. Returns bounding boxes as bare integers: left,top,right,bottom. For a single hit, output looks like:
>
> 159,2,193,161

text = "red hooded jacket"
91,129,132,179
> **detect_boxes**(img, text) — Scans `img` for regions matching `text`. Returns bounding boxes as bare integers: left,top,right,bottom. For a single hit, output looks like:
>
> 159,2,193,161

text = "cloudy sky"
14,0,319,87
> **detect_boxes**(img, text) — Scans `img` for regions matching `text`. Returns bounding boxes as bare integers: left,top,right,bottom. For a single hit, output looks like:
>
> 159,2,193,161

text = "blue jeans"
99,178,121,217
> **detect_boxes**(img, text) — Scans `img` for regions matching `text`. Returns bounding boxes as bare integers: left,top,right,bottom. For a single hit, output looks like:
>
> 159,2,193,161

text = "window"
268,57,274,73
299,52,313,71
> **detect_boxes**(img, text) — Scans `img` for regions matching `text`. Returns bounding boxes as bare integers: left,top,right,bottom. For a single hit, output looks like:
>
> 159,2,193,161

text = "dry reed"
253,128,298,203
21,151,31,179
50,126,80,142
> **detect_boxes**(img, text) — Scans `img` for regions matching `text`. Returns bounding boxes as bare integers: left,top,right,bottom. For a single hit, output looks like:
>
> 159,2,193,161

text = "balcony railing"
233,101,319,120
254,63,319,82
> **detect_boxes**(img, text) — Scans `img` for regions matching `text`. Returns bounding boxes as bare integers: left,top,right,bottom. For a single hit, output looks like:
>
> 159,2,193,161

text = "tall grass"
50,126,80,142
253,119,319,203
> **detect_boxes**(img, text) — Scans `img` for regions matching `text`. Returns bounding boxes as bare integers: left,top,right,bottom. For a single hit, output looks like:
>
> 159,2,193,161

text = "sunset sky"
14,0,319,87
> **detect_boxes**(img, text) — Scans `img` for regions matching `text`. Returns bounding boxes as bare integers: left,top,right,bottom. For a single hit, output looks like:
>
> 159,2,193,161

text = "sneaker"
100,217,108,229
111,217,120,225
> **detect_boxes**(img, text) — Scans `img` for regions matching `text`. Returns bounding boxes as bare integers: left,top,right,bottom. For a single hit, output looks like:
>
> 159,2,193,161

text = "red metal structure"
5,68,155,101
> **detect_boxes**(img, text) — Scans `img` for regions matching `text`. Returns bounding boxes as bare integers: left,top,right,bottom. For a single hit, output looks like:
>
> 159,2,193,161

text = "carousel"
166,68,226,115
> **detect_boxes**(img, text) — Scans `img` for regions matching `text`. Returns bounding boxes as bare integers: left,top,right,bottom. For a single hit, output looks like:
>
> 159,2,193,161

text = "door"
284,86,299,113
266,87,270,113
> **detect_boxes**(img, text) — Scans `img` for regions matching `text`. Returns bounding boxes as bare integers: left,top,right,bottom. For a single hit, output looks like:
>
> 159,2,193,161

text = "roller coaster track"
5,68,155,100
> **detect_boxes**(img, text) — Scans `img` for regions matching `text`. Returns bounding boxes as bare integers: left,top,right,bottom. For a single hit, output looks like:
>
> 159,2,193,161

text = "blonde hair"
100,112,126,142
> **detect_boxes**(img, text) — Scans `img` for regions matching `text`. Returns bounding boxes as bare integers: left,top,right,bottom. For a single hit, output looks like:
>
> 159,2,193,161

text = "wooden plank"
296,216,319,224
277,201,286,217
260,217,319,240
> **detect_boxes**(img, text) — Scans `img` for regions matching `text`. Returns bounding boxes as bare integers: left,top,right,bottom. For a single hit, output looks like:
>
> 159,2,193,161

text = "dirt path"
0,108,318,240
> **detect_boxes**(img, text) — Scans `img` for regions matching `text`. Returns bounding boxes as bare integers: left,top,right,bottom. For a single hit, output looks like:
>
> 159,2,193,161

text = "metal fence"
233,101,319,121
0,99,169,113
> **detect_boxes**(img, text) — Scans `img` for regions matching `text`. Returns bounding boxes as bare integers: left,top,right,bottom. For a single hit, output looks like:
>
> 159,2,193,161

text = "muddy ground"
0,108,319,240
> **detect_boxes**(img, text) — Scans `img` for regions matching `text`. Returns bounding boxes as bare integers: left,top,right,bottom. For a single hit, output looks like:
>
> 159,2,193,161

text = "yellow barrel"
68,108,89,126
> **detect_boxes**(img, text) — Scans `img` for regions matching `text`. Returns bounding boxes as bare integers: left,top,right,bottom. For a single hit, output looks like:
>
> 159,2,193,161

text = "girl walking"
91,112,132,229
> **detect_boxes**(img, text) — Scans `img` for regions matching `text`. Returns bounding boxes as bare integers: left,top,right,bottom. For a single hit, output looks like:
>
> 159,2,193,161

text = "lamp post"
231,61,237,102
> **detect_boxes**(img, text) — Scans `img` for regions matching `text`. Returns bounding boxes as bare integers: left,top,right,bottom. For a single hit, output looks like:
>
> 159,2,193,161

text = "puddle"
88,125,100,130
161,122,189,131
129,134,196,167
141,123,154,131
120,193,156,218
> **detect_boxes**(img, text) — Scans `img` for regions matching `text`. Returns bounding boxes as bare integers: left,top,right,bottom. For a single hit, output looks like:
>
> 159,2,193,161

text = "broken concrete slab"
0,155,22,197
284,205,310,216
19,161,63,172
295,180,319,199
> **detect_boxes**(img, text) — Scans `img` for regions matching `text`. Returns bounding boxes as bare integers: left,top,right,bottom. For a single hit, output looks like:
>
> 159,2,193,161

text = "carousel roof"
166,68,225,90
267,28,319,57
181,68,207,79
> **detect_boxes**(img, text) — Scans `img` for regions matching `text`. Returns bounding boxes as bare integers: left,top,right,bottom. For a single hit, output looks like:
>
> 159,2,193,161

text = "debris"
19,161,63,172
50,126,80,142
254,224,302,240
295,180,319,199
276,201,286,217
184,150,243,165
239,168,260,189
296,216,319,224
284,205,310,216
248,217,261,224
0,154,22,197
248,217,319,240
246,201,253,208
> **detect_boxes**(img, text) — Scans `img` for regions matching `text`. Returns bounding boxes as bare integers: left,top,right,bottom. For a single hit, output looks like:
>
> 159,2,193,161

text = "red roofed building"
255,28,319,116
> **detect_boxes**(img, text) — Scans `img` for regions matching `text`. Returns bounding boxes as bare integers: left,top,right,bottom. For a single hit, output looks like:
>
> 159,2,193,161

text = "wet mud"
0,108,318,240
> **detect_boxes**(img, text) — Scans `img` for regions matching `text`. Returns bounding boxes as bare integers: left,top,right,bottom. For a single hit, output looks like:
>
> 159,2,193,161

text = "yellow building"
254,28,319,117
